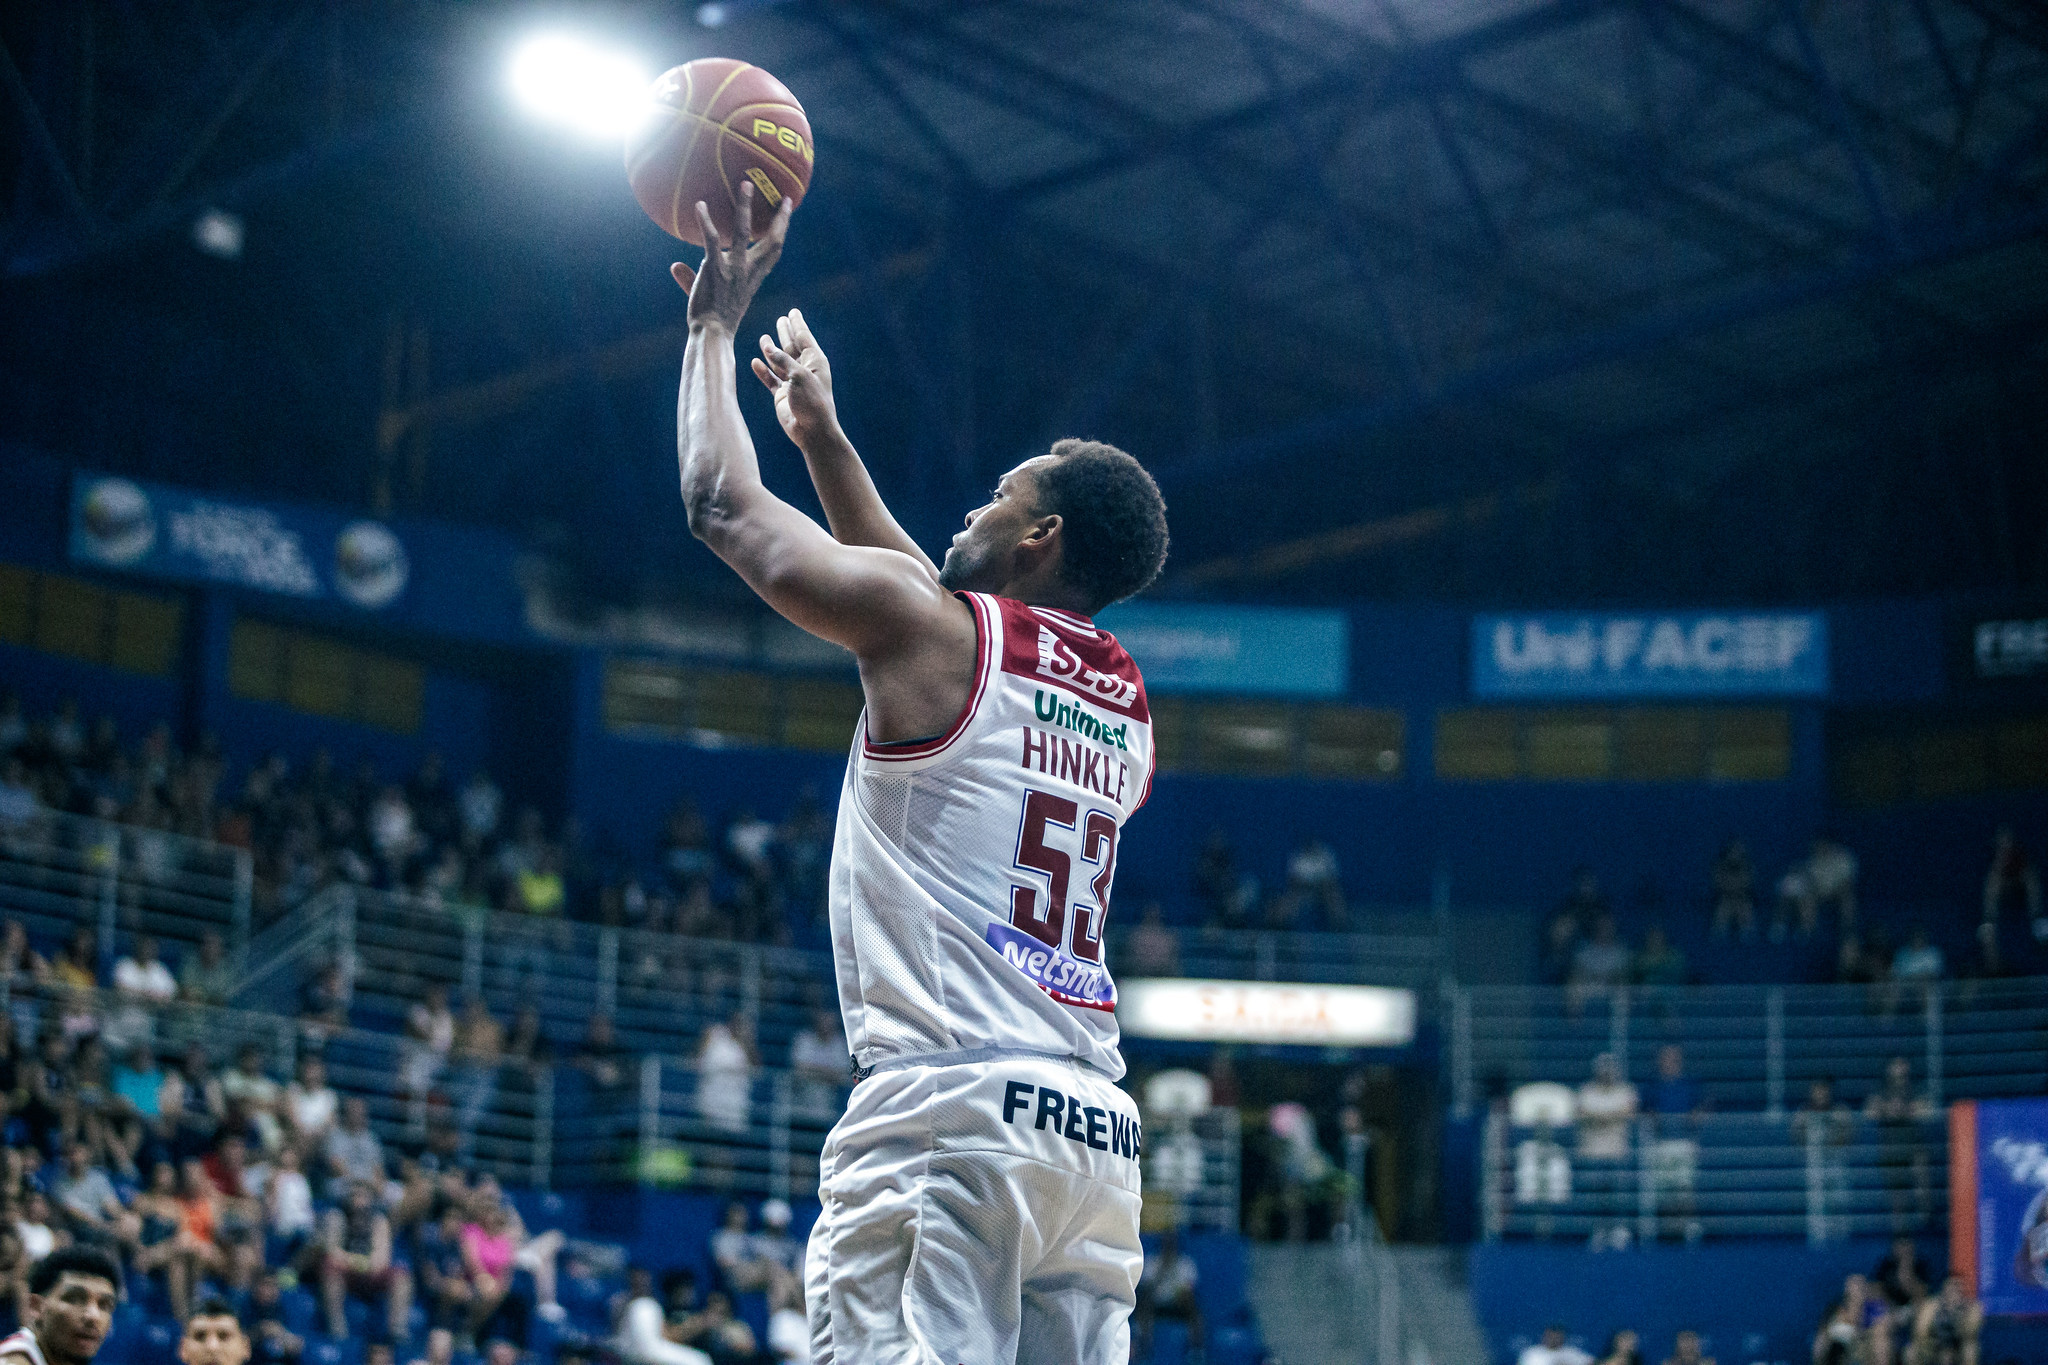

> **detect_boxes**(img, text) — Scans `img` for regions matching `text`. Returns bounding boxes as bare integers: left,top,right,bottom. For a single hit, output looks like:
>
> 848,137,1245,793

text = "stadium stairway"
1250,1242,1488,1365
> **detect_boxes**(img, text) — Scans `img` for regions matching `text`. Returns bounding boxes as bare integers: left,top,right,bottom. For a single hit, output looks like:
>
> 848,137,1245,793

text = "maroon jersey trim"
860,591,996,763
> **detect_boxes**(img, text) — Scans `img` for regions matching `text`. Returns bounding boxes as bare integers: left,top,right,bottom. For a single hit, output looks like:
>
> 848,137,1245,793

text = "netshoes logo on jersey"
1033,689,1129,751
984,921,1116,1011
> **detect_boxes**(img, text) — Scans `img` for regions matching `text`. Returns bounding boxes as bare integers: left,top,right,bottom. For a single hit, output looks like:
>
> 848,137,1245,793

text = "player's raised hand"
669,179,794,334
752,308,839,449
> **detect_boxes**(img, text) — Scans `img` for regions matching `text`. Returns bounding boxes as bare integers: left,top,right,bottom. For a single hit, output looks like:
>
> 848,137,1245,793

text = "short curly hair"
1033,439,1169,613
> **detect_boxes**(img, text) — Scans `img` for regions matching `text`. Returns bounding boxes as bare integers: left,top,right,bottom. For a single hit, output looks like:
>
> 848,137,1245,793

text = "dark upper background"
1,0,2045,614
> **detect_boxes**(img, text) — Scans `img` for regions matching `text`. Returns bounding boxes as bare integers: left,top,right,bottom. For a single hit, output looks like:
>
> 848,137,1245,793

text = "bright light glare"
509,35,649,139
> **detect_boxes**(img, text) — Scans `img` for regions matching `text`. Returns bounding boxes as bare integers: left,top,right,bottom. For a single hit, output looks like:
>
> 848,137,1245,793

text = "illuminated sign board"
1119,978,1416,1047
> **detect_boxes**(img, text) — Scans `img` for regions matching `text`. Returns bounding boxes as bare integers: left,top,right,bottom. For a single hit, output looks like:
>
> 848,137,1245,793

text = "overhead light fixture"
508,34,651,140
192,209,244,259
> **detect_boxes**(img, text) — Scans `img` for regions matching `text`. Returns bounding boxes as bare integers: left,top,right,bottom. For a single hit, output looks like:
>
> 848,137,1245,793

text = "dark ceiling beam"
0,34,96,227
145,5,316,212
1949,0,2048,55
1640,0,1998,204
1775,0,1906,251
1001,0,1625,202
1149,197,2048,493
802,8,983,192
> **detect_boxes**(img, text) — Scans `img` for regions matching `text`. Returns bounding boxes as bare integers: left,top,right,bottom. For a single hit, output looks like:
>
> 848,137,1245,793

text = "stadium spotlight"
508,34,649,139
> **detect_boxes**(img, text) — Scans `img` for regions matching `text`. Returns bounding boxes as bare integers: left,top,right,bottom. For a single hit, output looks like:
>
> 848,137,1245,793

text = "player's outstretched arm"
750,309,940,580
673,186,959,662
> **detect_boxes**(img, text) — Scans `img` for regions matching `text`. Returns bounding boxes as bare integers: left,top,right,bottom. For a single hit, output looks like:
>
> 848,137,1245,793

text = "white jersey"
828,592,1154,1080
0,1329,49,1365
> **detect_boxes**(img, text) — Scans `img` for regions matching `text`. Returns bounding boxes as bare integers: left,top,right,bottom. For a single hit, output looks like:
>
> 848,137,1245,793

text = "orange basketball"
625,58,813,246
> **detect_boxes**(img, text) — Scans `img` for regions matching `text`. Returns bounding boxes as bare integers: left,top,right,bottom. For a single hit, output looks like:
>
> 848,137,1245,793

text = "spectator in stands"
788,1008,844,1122
112,1045,166,1124
1866,1056,1936,1232
1568,915,1631,1012
51,1142,132,1249
450,996,504,1151
1890,929,1944,988
1133,1225,1203,1363
243,1272,305,1365
415,1205,490,1341
1662,1329,1713,1365
178,933,236,1009
52,930,98,992
661,803,715,895
320,1180,412,1341
1575,1052,1636,1245
1904,1275,1979,1365
401,986,455,1106
459,772,502,853
1123,903,1180,978
750,1200,799,1284
678,1291,757,1365
1633,927,1687,988
0,760,39,832
1646,1045,1705,1242
1194,830,1256,931
1814,1274,1889,1365
1594,1330,1641,1365
1872,1236,1931,1311
1277,836,1345,931
709,1203,779,1295
694,1014,756,1135
1983,825,2044,945
404,1328,453,1365
258,1142,316,1265
1792,1079,1855,1239
297,961,349,1047
616,1267,711,1365
571,1013,624,1092
221,1046,282,1154
132,1159,200,1321
284,1056,338,1151
0,921,47,995
172,1158,236,1293
1710,839,1757,941
114,937,177,1009
324,1098,383,1195
14,1192,56,1265
1518,1326,1594,1365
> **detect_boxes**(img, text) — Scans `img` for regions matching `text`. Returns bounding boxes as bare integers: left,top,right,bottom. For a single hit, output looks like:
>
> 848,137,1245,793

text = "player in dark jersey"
0,1247,121,1365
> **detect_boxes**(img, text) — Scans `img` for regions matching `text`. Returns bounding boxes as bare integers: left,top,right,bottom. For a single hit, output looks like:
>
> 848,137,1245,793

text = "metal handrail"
0,805,253,961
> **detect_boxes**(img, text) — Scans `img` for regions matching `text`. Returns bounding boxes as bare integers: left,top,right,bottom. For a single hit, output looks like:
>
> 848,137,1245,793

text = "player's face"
179,1316,250,1365
938,459,1054,594
33,1274,117,1363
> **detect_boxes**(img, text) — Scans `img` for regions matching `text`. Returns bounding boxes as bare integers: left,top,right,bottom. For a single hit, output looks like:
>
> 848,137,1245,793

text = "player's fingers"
757,335,793,378
734,179,755,243
693,202,721,257
669,263,696,294
749,357,780,391
776,314,794,353
788,308,819,354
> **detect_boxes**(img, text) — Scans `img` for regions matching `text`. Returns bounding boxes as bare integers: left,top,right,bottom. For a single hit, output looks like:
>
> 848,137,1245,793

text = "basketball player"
177,1302,250,1365
671,182,1169,1364
0,1247,121,1365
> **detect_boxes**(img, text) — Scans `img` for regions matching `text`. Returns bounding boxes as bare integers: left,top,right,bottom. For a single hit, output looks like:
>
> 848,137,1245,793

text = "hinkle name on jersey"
1020,726,1131,803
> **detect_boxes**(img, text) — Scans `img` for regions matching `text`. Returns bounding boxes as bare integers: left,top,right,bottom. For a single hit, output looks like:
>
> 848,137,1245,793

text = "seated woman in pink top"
461,1189,566,1327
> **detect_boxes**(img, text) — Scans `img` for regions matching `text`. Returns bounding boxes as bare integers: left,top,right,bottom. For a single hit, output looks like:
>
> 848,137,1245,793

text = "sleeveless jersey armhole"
858,592,996,764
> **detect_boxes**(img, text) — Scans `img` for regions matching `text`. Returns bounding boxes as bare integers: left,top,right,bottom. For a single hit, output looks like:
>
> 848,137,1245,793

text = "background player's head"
28,1246,121,1365
938,439,1168,615
177,1301,248,1365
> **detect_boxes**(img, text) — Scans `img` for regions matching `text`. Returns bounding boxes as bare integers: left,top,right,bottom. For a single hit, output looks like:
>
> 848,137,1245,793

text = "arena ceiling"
2,0,2045,609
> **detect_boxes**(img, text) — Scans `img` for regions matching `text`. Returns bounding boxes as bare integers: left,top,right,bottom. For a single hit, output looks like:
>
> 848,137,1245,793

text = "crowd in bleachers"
1518,1237,1982,1365
0,952,819,1365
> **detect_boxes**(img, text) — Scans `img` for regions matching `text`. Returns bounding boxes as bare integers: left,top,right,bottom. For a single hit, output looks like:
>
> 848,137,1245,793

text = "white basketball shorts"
804,1050,1145,1365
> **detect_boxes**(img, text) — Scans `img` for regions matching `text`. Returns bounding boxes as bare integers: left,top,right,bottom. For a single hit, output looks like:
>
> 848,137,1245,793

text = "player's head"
177,1300,248,1365
939,440,1168,615
28,1246,121,1365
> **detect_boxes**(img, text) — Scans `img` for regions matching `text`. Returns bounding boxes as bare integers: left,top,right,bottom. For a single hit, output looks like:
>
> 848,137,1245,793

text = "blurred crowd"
1518,1240,1981,1365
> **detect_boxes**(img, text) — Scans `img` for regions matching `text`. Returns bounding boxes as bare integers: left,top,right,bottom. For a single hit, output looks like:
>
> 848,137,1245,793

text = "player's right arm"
748,309,938,578
672,188,973,728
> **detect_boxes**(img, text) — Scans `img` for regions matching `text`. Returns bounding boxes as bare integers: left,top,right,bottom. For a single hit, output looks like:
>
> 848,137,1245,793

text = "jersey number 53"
1009,789,1118,964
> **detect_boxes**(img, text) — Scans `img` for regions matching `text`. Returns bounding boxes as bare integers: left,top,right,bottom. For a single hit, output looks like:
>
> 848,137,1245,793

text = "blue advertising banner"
1096,602,1348,697
69,473,411,611
1954,1098,2048,1317
1471,611,1829,698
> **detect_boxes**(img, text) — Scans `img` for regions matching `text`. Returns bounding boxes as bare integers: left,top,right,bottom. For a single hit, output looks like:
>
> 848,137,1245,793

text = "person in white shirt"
113,938,177,1003
285,1055,339,1148
786,1009,845,1121
694,1014,755,1134
400,987,455,1103
260,1145,317,1249
614,1267,710,1365
1520,1325,1596,1365
1576,1054,1638,1162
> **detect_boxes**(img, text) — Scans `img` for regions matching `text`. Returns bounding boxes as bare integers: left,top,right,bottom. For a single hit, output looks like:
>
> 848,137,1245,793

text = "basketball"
625,58,812,246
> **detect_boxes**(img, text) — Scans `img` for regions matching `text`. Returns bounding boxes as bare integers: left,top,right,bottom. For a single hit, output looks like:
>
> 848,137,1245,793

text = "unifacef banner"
1119,978,1416,1046
1950,1098,2048,1316
1097,602,1349,697
1472,611,1829,698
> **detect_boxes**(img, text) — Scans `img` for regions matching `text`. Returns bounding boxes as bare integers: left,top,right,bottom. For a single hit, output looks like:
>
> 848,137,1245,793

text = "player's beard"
937,539,994,594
